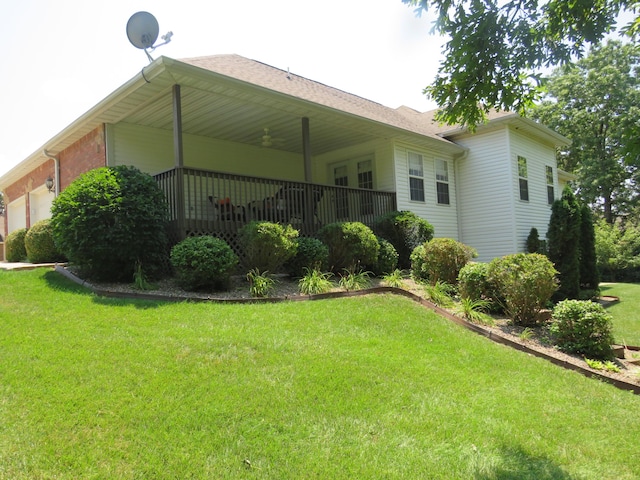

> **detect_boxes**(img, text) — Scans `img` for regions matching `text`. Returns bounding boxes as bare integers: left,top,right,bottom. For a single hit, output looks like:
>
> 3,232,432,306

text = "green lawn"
1,269,640,479
600,283,640,346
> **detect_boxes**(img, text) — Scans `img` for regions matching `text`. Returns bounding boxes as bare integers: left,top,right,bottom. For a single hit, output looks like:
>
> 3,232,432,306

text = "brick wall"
59,125,107,190
2,125,107,231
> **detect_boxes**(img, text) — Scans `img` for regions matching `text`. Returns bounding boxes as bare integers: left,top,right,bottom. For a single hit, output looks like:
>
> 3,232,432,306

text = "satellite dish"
126,12,159,50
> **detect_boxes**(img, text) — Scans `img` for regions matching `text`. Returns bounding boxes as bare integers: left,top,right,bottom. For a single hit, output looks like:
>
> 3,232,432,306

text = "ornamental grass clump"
550,299,615,360
488,253,558,326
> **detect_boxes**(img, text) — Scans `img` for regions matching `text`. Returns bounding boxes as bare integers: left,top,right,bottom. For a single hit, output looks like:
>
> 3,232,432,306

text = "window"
435,159,450,205
546,166,555,205
408,152,425,202
358,159,374,215
517,156,529,201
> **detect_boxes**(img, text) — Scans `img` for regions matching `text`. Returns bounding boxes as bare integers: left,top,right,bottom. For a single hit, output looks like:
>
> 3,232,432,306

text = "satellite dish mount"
126,12,173,63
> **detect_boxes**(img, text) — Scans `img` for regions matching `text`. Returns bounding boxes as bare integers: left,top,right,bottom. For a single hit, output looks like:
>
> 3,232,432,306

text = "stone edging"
54,266,640,395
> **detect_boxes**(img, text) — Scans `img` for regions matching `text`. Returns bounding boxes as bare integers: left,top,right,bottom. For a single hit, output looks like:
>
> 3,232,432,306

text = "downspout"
43,149,60,197
453,147,469,243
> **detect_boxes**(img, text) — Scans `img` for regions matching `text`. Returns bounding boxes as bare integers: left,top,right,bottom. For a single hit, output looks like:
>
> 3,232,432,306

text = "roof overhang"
1,56,463,192
437,112,571,148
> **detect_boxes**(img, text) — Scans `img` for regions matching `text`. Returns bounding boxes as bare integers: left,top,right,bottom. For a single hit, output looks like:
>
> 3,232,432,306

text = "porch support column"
302,117,312,182
173,84,186,239
173,84,184,168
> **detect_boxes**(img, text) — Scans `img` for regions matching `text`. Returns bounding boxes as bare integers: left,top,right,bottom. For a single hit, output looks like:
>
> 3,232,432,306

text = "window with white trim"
517,156,529,201
435,159,450,205
408,152,425,202
546,166,555,205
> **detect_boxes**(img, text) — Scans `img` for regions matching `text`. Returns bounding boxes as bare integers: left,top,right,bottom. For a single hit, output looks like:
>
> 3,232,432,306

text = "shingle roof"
179,54,453,144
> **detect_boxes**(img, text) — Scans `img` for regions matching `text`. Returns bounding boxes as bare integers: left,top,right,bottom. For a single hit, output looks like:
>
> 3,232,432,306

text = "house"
0,54,570,262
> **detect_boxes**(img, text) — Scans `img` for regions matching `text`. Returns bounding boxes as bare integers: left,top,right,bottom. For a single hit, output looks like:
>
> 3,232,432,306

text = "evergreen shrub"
5,228,28,262
373,210,434,268
239,221,298,272
50,166,169,281
550,299,614,360
488,253,558,326
170,236,238,291
25,219,66,264
317,221,379,272
284,237,329,278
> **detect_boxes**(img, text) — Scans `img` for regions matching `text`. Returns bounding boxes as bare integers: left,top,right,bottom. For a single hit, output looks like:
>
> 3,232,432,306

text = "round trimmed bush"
412,238,476,285
373,211,434,268
239,221,298,272
170,236,238,291
488,253,558,326
371,237,398,276
5,228,28,262
550,299,614,360
50,166,169,281
410,244,428,282
25,219,66,264
458,262,503,313
317,221,379,272
284,237,329,278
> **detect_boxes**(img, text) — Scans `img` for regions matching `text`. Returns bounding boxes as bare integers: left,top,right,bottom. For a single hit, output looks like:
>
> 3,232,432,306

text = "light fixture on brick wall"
45,176,55,194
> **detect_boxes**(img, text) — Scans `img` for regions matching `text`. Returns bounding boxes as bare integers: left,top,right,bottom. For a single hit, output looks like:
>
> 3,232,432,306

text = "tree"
579,204,600,291
402,0,638,129
531,41,640,223
547,186,581,300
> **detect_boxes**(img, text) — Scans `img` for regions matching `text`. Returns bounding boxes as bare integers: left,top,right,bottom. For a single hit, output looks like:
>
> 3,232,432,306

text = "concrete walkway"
0,262,60,271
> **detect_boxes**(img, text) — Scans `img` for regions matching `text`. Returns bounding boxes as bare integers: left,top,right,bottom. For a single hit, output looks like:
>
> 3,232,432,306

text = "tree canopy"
402,0,638,129
531,40,640,224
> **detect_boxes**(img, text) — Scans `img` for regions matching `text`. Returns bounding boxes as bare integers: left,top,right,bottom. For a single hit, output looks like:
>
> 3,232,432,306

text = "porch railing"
154,167,397,245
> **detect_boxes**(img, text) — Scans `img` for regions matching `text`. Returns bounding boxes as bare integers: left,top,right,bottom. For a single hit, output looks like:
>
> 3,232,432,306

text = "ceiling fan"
260,128,285,148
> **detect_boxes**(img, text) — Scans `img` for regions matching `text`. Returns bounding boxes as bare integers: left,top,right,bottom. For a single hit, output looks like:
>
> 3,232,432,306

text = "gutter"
43,149,60,196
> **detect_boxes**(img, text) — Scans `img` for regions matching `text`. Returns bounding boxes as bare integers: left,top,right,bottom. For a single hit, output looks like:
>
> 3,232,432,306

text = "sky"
0,0,444,178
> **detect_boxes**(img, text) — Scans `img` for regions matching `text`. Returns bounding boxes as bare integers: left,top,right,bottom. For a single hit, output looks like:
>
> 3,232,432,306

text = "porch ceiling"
120,84,386,156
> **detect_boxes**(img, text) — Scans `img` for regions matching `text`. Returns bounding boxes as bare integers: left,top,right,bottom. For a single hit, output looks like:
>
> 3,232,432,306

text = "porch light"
45,176,55,193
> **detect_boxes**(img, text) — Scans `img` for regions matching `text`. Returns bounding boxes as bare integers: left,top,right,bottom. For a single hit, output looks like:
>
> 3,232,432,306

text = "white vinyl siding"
451,128,516,261
393,144,459,239
110,123,303,180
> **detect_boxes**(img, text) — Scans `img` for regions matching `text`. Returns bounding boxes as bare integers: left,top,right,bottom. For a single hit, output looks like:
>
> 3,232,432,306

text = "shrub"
457,262,503,312
373,210,434,268
50,166,169,281
317,222,379,272
170,236,238,291
488,253,558,326
550,300,614,360
284,237,329,278
526,227,543,254
5,228,28,262
547,186,581,300
413,238,476,285
410,244,428,282
239,221,298,272
24,219,66,264
595,220,640,281
370,237,398,276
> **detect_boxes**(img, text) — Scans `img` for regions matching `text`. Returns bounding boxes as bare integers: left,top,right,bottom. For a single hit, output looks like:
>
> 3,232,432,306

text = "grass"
600,283,640,346
1,269,640,479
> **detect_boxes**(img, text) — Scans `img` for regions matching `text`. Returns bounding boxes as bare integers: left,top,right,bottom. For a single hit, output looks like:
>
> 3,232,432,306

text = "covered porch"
154,167,397,249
